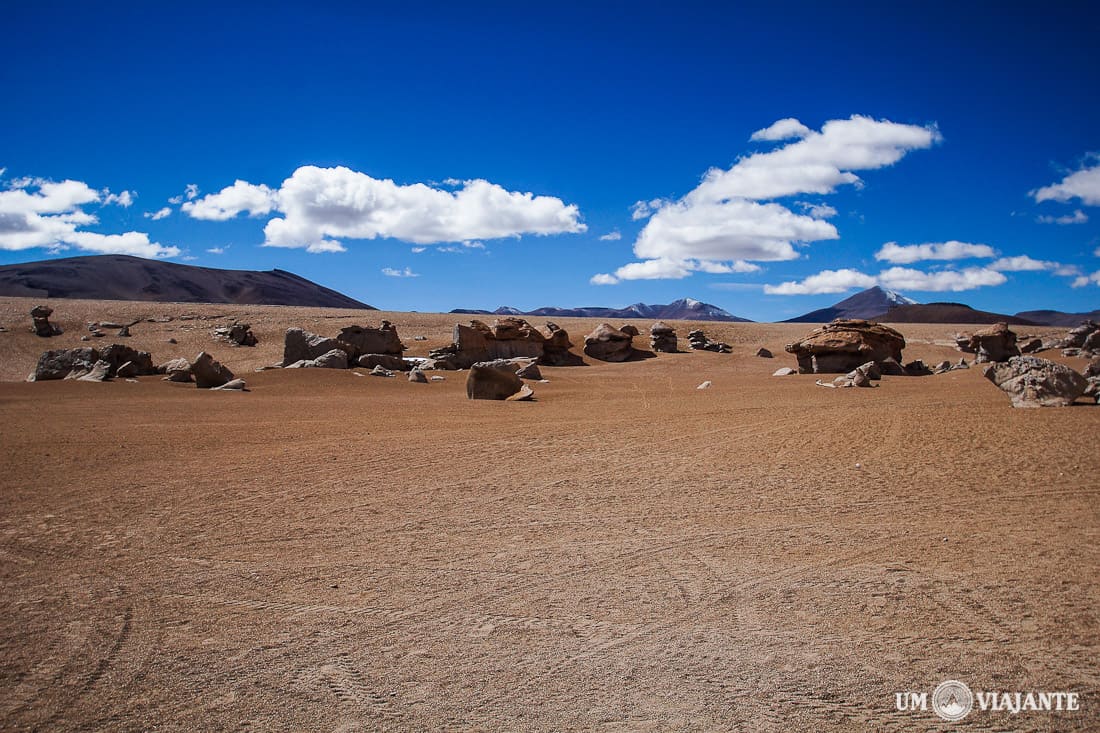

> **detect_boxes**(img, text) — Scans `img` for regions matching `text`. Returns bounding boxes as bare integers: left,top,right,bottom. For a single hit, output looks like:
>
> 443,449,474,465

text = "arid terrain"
1,296,1098,731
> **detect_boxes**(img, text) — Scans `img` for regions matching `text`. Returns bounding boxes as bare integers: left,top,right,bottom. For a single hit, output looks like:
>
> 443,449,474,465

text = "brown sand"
1,297,1098,731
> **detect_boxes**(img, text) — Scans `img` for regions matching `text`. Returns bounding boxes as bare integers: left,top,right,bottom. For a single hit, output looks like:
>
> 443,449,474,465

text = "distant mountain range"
0,255,373,309
451,297,753,322
880,302,1038,325
1014,309,1100,327
783,286,917,322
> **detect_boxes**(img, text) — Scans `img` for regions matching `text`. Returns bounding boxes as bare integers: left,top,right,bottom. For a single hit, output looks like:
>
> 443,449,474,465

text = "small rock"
117,325,131,337
370,365,394,377
430,375,446,381
772,367,797,376
408,369,428,383
212,379,247,391
697,380,712,389
755,347,773,358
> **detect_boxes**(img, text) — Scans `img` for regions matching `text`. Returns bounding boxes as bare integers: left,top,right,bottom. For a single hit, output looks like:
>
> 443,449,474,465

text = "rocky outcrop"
335,322,404,360
583,323,636,362
99,344,156,377
687,330,731,353
466,360,531,400
214,322,257,346
161,357,193,382
961,322,1020,363
75,360,112,382
192,352,234,388
31,305,61,337
541,322,579,365
983,356,1088,407
650,322,677,353
286,349,348,369
33,348,101,381
357,354,409,371
283,328,341,366
429,318,549,368
785,319,906,374
619,324,640,337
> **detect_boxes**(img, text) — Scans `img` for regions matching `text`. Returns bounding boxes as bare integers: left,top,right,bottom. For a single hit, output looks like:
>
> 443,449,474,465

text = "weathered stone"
370,365,394,377
466,360,526,400
1085,357,1100,379
192,352,234,389
76,360,111,382
433,318,547,368
755,347,773,358
100,344,156,377
115,361,138,379
785,320,906,374
541,322,582,365
983,356,1088,408
649,322,678,353
1019,338,1043,354
212,378,247,391
904,359,932,376
619,324,640,337
687,329,731,353
283,328,341,366
878,357,907,376
505,384,535,401
161,358,193,382
33,347,100,381
857,361,882,380
1066,320,1098,348
772,367,797,376
311,349,349,369
30,305,61,337
336,322,404,359
408,369,428,383
696,380,712,390
357,353,409,371
515,360,542,380
215,322,257,346
583,323,635,362
967,322,1019,363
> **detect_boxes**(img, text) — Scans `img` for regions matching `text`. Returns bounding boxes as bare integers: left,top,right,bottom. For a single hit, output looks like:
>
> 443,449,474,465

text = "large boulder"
192,352,234,388
161,357,193,382
983,356,1088,408
431,318,547,368
99,344,156,377
583,323,635,362
966,322,1019,363
336,322,404,359
357,353,410,371
283,328,341,366
466,360,528,400
30,305,61,337
285,348,348,369
541,322,582,366
785,319,905,374
1065,320,1098,349
33,347,100,381
650,322,677,353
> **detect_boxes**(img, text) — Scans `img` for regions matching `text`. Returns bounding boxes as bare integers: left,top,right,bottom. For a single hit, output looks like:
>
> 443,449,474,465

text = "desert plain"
1,295,1098,732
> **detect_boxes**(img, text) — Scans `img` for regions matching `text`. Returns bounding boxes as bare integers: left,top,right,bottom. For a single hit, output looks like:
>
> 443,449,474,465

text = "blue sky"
2,1,1099,320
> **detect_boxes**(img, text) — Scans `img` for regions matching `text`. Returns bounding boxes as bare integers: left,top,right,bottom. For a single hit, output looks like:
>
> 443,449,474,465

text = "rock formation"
541,322,580,366
215,322,257,346
583,323,636,362
983,356,1088,407
285,349,348,369
283,328,341,366
335,321,405,360
755,347,773,358
30,305,61,337
357,354,409,371
33,345,156,381
960,322,1020,363
466,360,531,400
161,358,193,382
649,322,677,353
430,318,550,368
784,319,905,374
192,352,235,389
687,330,731,353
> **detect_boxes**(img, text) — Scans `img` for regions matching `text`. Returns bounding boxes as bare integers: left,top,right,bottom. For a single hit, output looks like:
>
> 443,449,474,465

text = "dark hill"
0,255,373,309
881,302,1037,325
1014,309,1100,327
784,286,917,323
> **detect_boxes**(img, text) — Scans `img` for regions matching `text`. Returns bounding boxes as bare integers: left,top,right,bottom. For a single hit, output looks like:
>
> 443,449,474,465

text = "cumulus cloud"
1071,271,1100,288
765,266,1007,295
1037,209,1088,224
600,115,938,283
599,231,622,241
103,189,134,207
875,240,996,264
590,273,619,285
988,255,1056,272
590,257,760,285
0,176,178,258
382,266,419,278
206,246,227,255
1032,164,1100,206
183,180,277,221
411,246,426,253
145,207,171,220
750,117,813,142
168,183,199,205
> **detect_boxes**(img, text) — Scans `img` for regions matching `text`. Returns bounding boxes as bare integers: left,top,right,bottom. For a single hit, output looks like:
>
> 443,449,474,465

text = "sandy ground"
1,296,1098,731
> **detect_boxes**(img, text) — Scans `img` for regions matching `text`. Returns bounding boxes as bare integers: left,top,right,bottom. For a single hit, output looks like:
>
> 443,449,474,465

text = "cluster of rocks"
429,318,579,369
213,321,257,347
1048,320,1100,357
959,320,1100,360
32,344,157,382
649,322,677,353
282,322,407,370
31,305,62,337
815,361,879,388
932,358,970,374
983,356,1092,408
583,323,638,362
786,319,907,374
687,330,731,353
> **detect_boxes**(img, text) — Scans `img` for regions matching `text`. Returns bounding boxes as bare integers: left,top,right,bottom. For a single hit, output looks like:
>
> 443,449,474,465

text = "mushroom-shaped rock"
966,322,1019,363
583,323,635,362
649,322,678,353
30,305,61,337
784,319,905,374
983,356,1088,407
466,360,528,400
192,352,234,388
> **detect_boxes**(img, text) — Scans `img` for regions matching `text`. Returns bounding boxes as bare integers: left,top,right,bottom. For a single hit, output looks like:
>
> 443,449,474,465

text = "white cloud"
382,266,419,278
875,240,996,264
1095,246,1100,257
988,255,1055,272
1032,164,1100,206
183,179,277,221
765,265,1007,295
877,266,1006,292
750,118,812,142
463,240,485,249
103,189,134,207
764,268,878,295
607,115,937,282
411,246,426,253
1037,209,1088,224
206,246,227,255
1071,271,1100,288
0,176,178,258
145,207,172,220
592,257,761,285
245,165,585,252
168,183,200,205
590,273,620,285
599,230,622,241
